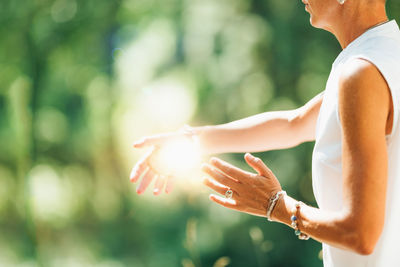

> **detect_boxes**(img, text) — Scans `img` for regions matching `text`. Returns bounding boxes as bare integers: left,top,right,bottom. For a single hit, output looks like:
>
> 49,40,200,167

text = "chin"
309,16,323,29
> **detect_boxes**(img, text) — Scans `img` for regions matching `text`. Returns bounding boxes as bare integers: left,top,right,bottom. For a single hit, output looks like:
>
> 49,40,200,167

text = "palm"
130,130,199,195
130,147,174,195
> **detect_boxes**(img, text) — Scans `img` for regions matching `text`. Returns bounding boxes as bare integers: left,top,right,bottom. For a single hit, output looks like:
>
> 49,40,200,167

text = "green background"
1,0,399,266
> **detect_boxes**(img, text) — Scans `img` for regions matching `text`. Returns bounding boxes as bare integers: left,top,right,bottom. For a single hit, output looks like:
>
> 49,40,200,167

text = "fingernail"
132,140,143,147
130,168,137,180
153,188,160,195
210,157,218,164
136,187,142,194
201,163,208,171
246,153,258,162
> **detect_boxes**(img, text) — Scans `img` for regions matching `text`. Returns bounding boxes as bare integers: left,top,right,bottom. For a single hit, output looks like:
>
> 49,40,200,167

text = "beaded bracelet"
290,201,310,240
266,190,286,222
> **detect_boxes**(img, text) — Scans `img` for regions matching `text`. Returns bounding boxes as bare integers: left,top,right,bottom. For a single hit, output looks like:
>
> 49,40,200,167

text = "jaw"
308,13,326,29
306,0,343,31
307,6,340,33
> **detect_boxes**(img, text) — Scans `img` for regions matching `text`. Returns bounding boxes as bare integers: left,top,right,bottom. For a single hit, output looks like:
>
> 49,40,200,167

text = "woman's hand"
131,127,200,195
130,153,174,196
202,153,282,217
131,133,182,195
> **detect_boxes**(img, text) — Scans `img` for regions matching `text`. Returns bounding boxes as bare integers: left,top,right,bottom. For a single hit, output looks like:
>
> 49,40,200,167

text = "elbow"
354,239,376,255
287,109,314,144
345,225,381,255
338,212,384,256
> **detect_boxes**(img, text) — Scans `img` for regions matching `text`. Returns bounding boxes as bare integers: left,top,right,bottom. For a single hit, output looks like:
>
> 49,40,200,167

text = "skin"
201,57,393,255
131,0,393,256
131,94,323,193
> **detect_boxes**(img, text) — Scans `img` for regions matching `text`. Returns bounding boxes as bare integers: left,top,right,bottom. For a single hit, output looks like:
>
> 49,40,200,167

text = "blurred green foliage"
1,0,399,266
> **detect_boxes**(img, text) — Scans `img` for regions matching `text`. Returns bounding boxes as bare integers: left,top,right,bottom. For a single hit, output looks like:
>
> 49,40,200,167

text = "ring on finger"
225,189,234,199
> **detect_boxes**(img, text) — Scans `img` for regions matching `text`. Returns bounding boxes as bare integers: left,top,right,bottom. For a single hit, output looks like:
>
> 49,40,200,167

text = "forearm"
193,110,306,155
272,195,372,255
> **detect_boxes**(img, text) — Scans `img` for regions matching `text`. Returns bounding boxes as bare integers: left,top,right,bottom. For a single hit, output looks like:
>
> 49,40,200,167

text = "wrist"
266,190,286,221
269,194,310,240
271,193,295,226
188,125,214,155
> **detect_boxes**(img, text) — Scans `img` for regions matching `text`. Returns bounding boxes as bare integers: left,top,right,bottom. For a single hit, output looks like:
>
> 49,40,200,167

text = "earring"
337,0,346,4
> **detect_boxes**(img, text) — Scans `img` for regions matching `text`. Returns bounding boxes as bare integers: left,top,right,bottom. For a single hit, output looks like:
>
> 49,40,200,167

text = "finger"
209,194,238,210
203,178,234,196
133,137,158,148
136,168,157,194
153,175,166,196
133,133,177,148
202,164,239,189
209,157,253,182
130,149,154,182
130,162,148,183
244,153,272,177
165,176,174,194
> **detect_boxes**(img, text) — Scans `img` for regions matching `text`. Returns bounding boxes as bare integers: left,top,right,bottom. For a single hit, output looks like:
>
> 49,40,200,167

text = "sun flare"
152,137,202,178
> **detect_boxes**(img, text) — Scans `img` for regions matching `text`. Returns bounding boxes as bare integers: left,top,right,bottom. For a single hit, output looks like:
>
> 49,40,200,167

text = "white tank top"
312,20,400,267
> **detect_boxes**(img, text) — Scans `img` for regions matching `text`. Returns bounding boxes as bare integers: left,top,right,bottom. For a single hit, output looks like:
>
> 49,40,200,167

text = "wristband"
266,190,286,222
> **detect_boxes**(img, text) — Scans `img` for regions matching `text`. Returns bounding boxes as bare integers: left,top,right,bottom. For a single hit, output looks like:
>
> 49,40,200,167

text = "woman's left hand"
202,153,282,217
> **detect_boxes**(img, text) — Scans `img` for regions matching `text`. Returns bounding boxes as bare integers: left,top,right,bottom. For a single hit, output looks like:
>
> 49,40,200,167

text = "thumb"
133,132,178,149
244,153,271,177
133,137,157,148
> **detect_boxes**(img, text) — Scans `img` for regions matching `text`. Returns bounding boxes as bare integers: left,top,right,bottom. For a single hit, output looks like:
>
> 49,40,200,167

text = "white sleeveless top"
312,20,400,267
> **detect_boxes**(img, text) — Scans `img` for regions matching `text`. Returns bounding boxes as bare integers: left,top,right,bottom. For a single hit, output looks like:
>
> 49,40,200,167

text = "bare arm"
203,59,392,255
272,59,391,254
194,92,324,154
131,92,323,194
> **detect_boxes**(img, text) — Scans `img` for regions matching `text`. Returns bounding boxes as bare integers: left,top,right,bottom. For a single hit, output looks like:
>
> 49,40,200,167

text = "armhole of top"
335,55,398,144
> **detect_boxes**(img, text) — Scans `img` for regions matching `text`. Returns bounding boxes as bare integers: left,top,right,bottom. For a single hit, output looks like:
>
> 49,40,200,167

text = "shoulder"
338,58,390,105
339,58,387,89
338,58,391,134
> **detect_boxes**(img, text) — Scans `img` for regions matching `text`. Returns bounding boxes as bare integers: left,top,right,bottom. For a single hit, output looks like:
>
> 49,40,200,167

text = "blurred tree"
0,0,399,266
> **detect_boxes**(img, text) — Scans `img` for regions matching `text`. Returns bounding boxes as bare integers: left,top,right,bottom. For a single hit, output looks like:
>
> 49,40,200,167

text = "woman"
131,0,400,266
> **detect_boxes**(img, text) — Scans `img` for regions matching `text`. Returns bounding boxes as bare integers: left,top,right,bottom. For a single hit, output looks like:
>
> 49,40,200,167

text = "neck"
330,4,388,49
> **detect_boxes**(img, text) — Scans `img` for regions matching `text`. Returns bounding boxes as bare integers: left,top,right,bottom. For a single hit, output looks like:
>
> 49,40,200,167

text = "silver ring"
225,189,233,199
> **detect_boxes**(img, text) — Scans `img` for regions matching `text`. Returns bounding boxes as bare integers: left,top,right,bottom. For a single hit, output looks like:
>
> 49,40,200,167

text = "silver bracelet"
266,190,286,222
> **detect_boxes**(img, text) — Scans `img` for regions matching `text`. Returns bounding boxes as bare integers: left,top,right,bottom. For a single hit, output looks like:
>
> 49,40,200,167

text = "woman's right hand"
130,133,176,195
130,128,200,196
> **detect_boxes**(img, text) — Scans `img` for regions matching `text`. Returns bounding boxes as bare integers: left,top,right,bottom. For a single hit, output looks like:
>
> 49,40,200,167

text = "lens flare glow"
152,137,202,178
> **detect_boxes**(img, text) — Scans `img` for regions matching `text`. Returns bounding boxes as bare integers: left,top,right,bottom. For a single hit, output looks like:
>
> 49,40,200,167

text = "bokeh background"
1,0,400,266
